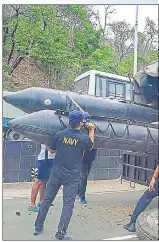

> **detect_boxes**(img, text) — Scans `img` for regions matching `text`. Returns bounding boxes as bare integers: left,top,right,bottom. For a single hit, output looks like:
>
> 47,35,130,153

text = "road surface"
3,182,158,241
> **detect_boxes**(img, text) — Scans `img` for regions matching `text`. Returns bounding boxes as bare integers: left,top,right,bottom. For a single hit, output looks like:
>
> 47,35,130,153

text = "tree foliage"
3,5,158,91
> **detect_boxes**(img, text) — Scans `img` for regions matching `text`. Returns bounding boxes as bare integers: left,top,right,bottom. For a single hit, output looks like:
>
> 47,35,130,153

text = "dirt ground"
3,179,153,240
3,179,145,199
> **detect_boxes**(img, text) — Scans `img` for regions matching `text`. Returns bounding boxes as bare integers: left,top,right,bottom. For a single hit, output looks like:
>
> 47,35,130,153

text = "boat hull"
8,110,158,155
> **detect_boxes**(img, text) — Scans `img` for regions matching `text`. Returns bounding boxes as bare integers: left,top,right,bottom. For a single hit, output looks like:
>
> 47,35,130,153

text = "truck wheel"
136,208,159,240
5,129,25,141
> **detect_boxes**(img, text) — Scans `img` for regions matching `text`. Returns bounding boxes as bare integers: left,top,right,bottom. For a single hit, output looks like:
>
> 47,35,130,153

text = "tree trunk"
7,42,15,64
8,56,24,75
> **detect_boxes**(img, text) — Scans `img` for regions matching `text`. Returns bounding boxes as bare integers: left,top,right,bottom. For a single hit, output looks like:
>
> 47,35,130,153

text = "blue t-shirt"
82,149,97,165
49,128,93,181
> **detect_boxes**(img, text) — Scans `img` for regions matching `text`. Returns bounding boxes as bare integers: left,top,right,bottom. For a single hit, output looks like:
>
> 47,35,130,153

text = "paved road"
3,189,158,240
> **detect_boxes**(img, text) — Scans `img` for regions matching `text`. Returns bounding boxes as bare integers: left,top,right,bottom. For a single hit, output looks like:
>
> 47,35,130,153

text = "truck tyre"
136,208,159,240
5,129,25,141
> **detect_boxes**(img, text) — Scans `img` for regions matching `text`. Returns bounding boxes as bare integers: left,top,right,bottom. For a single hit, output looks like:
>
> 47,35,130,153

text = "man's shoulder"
58,128,71,136
77,132,91,142
54,129,71,140
57,129,90,142
55,129,67,136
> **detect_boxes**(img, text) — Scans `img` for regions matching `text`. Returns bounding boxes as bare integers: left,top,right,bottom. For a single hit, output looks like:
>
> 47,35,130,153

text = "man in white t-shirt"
28,144,55,212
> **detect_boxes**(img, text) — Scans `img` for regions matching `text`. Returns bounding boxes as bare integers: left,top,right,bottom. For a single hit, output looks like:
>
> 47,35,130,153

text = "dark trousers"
78,163,92,196
35,171,79,235
130,178,159,223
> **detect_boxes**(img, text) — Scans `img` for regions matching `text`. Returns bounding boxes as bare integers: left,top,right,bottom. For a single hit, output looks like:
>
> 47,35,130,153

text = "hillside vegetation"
3,5,158,91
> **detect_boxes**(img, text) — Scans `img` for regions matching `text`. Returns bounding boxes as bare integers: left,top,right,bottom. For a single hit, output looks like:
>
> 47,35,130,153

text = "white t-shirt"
37,144,55,161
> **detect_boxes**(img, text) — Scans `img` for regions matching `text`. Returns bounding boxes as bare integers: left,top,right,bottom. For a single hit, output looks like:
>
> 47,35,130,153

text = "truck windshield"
95,75,126,100
74,75,90,94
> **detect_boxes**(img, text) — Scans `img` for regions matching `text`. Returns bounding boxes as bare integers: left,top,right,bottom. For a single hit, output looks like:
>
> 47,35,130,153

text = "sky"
97,5,158,31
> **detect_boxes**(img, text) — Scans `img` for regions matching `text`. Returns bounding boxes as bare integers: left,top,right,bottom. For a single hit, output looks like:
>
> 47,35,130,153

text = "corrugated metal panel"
3,141,123,183
122,152,158,186
3,141,40,183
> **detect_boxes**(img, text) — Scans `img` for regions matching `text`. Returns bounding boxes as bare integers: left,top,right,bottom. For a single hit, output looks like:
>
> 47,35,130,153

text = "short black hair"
69,120,79,129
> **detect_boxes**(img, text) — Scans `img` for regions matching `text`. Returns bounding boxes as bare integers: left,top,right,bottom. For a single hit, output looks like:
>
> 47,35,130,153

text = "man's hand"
47,147,56,154
86,122,95,130
86,122,95,145
149,178,156,192
149,164,159,192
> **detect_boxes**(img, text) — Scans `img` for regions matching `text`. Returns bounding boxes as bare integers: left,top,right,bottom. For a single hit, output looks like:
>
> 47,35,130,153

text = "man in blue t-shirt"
34,110,95,240
124,163,159,232
78,149,97,204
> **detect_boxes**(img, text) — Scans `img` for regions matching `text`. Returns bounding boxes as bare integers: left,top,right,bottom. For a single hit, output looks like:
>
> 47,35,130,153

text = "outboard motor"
133,61,158,109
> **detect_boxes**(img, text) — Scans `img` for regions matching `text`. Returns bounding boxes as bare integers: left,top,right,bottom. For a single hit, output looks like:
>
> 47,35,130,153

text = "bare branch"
90,5,116,41
8,39,35,75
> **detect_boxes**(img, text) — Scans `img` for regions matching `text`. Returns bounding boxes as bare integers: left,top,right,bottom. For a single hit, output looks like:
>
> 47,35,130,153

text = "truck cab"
74,70,133,101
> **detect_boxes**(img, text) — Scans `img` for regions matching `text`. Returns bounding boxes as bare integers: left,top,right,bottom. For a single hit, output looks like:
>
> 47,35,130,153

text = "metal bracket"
66,95,85,113
130,181,136,188
120,175,123,184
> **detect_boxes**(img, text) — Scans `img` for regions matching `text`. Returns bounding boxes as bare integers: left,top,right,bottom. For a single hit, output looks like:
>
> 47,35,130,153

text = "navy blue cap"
69,110,90,125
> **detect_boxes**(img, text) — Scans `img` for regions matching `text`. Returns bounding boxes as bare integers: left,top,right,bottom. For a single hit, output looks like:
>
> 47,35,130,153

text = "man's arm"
149,164,159,192
47,147,56,154
152,164,159,180
48,131,62,151
86,123,95,150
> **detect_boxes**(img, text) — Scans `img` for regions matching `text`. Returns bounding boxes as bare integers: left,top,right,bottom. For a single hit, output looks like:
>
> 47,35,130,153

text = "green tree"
84,45,115,72
3,4,158,92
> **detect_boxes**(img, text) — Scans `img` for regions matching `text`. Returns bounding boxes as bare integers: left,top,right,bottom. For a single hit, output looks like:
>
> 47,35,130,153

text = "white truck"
74,70,133,101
